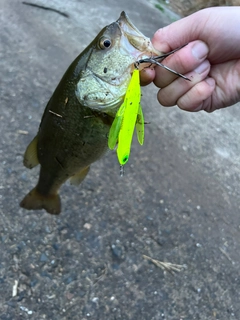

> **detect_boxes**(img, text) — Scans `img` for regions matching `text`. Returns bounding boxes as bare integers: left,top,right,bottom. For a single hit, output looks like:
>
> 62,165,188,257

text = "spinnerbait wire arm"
136,43,191,81
146,44,189,62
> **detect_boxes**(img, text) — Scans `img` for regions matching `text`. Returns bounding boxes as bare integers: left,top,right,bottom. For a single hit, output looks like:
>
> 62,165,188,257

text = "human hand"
141,7,240,112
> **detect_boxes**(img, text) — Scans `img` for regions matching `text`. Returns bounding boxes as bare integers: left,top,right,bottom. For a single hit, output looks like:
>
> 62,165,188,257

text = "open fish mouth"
116,11,160,64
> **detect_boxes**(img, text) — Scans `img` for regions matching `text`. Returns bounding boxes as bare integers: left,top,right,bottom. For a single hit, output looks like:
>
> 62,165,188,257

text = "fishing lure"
108,69,144,166
108,45,191,168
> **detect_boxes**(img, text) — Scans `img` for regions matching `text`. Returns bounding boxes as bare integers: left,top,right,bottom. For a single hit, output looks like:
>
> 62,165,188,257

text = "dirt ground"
1,1,240,319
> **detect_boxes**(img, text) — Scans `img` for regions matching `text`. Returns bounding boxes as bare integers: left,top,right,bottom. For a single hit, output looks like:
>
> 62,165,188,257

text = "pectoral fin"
70,166,90,186
23,135,39,169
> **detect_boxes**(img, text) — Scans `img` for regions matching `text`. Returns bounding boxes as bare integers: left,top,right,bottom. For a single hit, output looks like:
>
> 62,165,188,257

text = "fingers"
140,40,209,87
150,39,216,112
151,12,203,53
154,41,209,88
158,60,211,106
152,40,215,112
140,67,155,86
152,7,240,63
174,77,216,112
140,6,240,112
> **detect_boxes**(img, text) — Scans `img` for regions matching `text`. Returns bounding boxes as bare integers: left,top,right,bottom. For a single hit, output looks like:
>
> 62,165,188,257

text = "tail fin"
20,187,61,215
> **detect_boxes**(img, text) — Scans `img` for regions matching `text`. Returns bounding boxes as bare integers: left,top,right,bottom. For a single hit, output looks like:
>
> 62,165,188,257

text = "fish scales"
20,12,160,214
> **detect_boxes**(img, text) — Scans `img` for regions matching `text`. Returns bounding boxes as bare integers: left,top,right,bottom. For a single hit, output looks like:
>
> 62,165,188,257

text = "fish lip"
116,11,160,60
117,11,146,39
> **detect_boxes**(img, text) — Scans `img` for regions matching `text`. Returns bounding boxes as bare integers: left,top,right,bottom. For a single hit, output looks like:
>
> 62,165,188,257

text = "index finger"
153,40,209,88
152,7,240,63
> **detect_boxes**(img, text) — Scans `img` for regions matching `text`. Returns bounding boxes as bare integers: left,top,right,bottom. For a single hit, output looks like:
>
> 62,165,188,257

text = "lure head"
76,11,160,113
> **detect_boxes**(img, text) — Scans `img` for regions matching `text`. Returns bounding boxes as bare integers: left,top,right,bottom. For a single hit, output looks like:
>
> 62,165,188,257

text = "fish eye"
99,37,112,49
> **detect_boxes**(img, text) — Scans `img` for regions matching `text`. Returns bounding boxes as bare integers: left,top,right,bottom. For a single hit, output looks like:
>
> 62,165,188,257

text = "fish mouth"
76,12,161,114
116,11,160,65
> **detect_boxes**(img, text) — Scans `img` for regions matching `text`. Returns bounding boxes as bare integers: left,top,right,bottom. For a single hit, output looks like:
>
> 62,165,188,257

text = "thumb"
152,15,201,53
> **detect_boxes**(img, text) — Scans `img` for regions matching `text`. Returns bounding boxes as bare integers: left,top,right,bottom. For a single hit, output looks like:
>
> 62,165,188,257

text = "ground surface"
1,1,240,319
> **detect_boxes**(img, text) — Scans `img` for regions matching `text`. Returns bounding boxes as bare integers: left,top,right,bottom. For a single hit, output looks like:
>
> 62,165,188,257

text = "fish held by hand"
20,12,160,214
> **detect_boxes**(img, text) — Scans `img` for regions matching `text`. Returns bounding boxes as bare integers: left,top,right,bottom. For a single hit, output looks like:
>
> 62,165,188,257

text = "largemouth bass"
20,11,160,214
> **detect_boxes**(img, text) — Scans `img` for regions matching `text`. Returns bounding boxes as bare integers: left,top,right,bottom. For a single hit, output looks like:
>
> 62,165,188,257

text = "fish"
20,11,160,214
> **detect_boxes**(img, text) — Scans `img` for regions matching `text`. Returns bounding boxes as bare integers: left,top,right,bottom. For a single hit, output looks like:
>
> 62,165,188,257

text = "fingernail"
205,77,215,87
194,60,209,74
192,42,209,60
